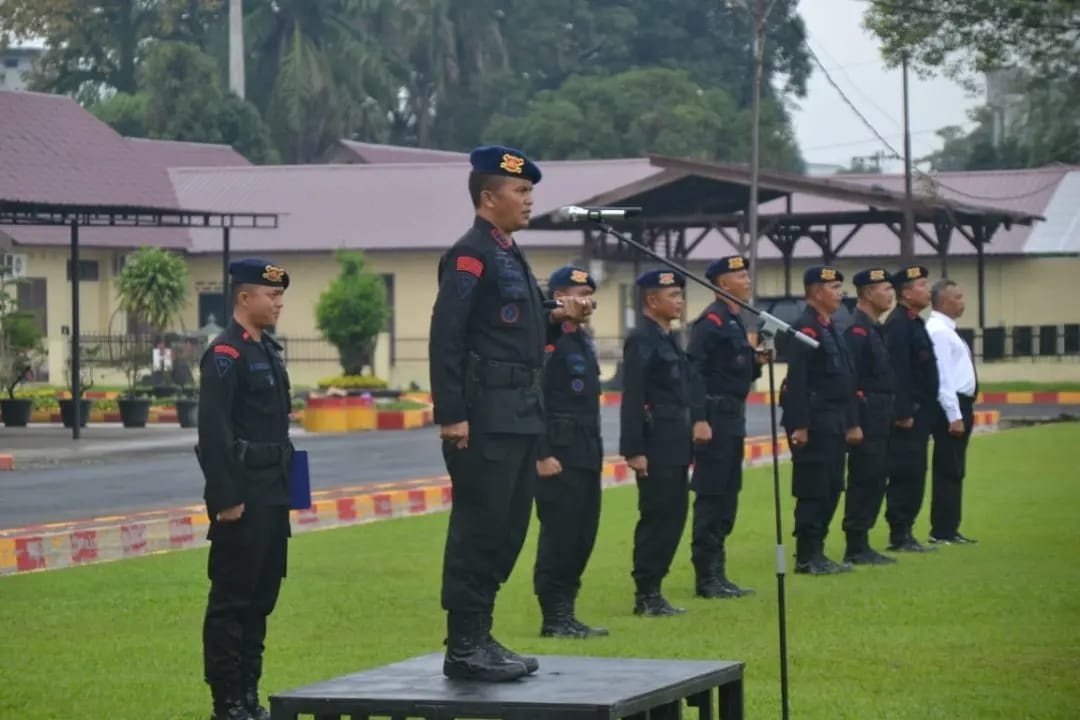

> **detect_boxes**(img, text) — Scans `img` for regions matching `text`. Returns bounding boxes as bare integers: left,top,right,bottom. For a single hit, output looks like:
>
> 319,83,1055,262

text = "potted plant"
0,266,40,427
114,247,189,427
116,336,154,427
60,345,97,428
176,361,199,428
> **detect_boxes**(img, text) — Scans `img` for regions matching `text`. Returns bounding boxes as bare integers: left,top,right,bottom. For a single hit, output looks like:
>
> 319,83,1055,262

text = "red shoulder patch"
800,326,818,339
456,256,484,277
852,326,869,336
214,344,240,359
706,312,723,327
544,344,555,353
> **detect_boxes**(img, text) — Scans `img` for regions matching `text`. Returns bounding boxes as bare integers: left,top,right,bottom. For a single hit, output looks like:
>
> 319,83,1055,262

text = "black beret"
469,144,542,184
636,268,686,289
891,265,929,287
229,258,289,289
706,255,749,280
853,267,891,288
547,265,596,294
803,265,843,285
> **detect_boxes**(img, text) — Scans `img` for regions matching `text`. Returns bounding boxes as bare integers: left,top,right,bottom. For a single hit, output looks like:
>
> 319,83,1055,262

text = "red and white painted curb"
0,413,1000,577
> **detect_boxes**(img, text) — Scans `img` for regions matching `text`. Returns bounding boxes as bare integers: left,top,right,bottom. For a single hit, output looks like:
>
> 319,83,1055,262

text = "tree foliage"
2,0,815,165
316,251,389,377
116,246,189,333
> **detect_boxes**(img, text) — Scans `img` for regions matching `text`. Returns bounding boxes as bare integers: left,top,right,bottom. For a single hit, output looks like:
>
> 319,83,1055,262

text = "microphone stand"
586,219,810,720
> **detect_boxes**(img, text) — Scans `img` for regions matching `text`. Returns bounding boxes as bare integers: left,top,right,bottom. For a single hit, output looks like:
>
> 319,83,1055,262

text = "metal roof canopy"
529,155,1043,331
0,199,280,439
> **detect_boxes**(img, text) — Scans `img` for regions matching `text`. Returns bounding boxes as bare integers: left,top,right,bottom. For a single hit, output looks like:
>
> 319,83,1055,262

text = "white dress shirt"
926,310,977,422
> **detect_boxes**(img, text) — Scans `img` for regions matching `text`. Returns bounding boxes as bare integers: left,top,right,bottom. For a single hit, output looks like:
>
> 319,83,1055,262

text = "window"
66,259,100,281
16,278,47,336
3,57,18,69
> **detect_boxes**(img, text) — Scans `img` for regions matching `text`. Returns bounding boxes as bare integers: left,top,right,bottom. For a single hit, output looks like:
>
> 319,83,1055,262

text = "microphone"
553,205,643,223
542,298,598,310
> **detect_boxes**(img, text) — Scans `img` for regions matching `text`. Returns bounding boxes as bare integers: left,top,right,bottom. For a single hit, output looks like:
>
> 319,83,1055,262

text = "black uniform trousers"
690,436,743,569
843,436,890,536
885,404,935,540
533,466,602,600
791,430,847,557
930,395,975,539
632,465,689,593
441,432,538,616
203,504,290,691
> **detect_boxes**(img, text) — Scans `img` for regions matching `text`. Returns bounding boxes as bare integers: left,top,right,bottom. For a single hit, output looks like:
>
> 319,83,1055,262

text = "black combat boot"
845,531,897,565
443,613,528,682
566,593,608,637
714,543,754,597
243,684,271,720
795,537,853,575
694,557,728,599
888,527,936,553
634,582,687,616
210,686,254,720
539,594,586,638
480,613,539,674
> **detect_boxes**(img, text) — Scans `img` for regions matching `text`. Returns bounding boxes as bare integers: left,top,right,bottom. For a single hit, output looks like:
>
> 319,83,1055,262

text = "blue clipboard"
288,449,312,510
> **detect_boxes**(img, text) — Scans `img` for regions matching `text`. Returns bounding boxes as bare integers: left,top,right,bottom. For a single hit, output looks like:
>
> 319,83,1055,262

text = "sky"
789,0,984,173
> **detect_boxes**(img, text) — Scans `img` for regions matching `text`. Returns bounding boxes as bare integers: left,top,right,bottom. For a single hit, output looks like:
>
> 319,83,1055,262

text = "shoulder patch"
706,312,723,327
456,255,484,277
214,344,240,359
545,344,556,353
852,326,869,337
799,326,818,339
214,355,235,377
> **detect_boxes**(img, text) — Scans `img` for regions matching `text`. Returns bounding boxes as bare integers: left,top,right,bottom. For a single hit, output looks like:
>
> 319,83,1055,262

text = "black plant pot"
0,398,33,427
59,398,93,428
118,398,153,428
176,398,198,428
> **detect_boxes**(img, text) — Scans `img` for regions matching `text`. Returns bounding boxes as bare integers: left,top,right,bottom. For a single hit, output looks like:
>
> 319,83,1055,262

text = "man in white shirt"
925,279,978,545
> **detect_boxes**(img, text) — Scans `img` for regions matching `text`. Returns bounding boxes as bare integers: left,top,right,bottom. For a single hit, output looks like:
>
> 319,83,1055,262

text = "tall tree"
484,66,802,171
0,0,223,99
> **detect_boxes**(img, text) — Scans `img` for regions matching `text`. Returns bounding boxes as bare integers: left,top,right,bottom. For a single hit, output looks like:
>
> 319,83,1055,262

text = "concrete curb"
0,412,1001,577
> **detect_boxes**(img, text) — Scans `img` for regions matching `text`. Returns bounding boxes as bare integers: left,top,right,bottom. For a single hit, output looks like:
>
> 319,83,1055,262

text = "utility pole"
229,0,245,99
748,0,765,305
901,52,914,261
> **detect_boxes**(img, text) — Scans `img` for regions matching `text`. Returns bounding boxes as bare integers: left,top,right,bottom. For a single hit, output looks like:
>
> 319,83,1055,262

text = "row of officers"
193,147,980,719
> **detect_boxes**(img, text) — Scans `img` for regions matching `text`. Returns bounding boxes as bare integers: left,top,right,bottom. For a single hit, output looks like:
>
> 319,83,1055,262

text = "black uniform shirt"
687,300,761,436
428,217,560,434
619,318,692,466
537,322,602,471
780,305,857,433
197,320,292,515
883,303,939,421
845,307,896,436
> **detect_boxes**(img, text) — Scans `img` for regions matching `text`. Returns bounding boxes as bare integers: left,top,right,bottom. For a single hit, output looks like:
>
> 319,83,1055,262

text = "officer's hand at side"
626,455,648,477
791,428,808,447
846,426,864,446
440,421,470,449
948,419,964,437
755,347,773,365
693,421,713,444
895,417,914,429
216,503,245,522
537,456,562,477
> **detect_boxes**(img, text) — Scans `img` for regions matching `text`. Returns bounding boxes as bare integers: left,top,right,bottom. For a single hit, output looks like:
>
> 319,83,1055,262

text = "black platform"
270,652,744,719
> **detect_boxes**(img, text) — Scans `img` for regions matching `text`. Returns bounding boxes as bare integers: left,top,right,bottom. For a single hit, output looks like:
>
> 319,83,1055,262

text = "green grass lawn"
2,425,1078,719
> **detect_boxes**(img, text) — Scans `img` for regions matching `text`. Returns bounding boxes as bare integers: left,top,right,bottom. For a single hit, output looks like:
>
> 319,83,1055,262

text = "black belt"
550,412,600,433
235,439,291,469
648,403,690,421
469,353,541,389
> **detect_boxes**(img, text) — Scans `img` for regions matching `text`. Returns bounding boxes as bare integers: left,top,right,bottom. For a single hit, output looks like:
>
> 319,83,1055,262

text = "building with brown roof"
2,88,1077,389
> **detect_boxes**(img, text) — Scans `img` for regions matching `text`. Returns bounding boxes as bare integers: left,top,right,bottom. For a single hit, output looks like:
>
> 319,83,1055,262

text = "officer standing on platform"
532,265,608,639
780,265,861,575
197,258,293,720
686,255,764,599
883,265,939,553
842,268,899,565
429,145,591,682
620,269,692,616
